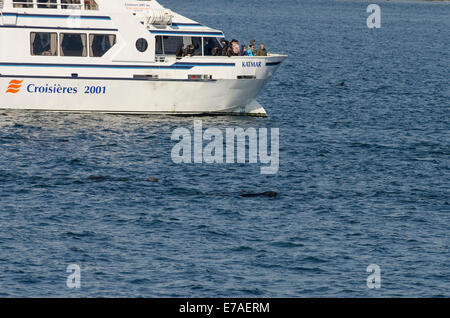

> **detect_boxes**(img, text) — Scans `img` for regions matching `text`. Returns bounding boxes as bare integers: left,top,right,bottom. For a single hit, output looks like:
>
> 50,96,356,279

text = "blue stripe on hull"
171,23,203,27
0,74,217,82
0,25,118,32
1,12,111,20
0,62,235,69
149,30,224,37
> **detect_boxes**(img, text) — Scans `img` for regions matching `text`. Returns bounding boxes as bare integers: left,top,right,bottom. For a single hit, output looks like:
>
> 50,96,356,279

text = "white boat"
0,0,286,116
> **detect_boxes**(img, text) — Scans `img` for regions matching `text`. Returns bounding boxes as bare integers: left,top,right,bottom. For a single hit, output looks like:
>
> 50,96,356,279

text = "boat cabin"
0,0,226,64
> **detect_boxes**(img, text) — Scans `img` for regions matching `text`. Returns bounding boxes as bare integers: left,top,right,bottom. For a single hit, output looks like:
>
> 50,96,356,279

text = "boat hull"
0,76,275,116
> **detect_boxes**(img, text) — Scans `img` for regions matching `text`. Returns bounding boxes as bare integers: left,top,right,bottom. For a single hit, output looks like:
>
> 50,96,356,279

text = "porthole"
136,38,148,52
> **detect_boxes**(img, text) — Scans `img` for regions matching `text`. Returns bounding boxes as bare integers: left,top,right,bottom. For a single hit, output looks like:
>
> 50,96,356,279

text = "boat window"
89,34,116,57
85,0,99,10
13,0,98,9
37,0,57,9
203,37,221,56
162,36,183,55
61,0,81,9
60,33,87,57
155,36,163,55
192,37,202,56
13,0,33,8
136,38,148,53
30,32,58,56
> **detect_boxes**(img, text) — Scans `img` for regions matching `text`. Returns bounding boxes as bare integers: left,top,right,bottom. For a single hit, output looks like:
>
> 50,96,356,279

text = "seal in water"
240,191,278,198
88,176,109,181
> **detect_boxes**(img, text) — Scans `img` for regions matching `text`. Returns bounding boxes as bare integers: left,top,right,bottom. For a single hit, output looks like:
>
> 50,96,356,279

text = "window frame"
136,38,149,53
60,0,82,10
30,32,58,56
155,36,164,55
59,32,88,57
37,0,57,9
162,36,185,56
88,33,117,58
13,0,33,8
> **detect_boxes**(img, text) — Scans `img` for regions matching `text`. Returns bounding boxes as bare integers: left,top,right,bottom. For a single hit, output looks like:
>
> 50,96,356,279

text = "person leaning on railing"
256,43,268,56
184,44,195,57
176,43,185,58
239,45,247,56
247,44,255,56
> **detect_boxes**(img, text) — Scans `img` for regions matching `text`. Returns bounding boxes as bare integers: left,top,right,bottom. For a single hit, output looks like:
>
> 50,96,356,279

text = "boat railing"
9,0,99,10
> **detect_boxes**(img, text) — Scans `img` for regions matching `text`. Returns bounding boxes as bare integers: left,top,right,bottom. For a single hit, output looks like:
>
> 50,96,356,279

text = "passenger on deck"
211,45,221,56
204,39,214,56
84,0,99,10
224,45,233,57
176,43,185,58
231,40,240,56
247,44,255,56
37,0,57,8
249,39,257,55
184,44,195,57
256,43,268,56
220,40,230,56
61,0,80,9
239,45,247,56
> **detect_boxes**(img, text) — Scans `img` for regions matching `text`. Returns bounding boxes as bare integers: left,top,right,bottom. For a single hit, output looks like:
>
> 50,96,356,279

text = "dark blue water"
0,0,449,297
